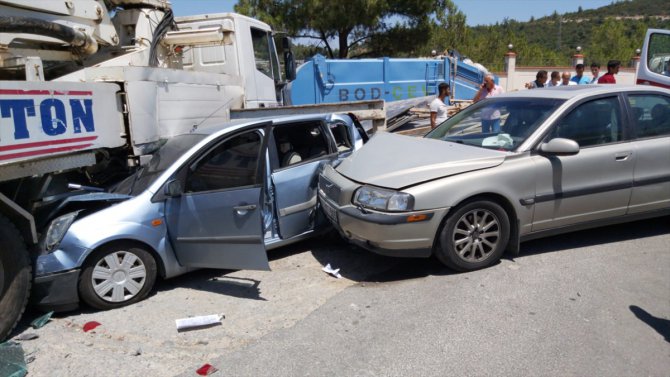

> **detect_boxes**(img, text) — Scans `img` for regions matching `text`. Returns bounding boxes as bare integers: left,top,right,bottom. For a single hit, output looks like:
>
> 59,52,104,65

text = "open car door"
165,125,271,270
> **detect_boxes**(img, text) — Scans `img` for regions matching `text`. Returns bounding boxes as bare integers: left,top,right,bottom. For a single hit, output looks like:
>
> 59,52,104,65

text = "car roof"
189,113,335,137
497,85,670,101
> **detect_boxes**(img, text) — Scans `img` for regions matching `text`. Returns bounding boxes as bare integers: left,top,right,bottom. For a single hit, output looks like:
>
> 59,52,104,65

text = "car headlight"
353,186,414,212
45,211,80,251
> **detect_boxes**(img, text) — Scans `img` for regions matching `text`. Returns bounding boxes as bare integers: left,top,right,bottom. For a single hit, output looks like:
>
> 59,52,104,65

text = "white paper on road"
322,263,342,279
175,314,223,331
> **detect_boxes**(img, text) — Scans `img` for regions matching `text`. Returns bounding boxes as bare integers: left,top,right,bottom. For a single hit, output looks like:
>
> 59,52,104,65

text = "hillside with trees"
236,0,670,71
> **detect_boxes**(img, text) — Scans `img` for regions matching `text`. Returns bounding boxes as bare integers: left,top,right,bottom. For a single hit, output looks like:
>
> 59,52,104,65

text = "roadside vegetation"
236,0,670,70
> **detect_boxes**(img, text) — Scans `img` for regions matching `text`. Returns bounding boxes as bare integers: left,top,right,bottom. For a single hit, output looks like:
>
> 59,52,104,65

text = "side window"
627,94,670,138
274,122,329,168
554,97,623,147
647,33,670,76
185,131,261,193
251,27,273,80
330,122,353,152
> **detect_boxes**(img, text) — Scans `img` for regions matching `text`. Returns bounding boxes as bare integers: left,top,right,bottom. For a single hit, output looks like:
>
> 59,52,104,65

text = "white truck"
0,0,384,340
637,28,670,88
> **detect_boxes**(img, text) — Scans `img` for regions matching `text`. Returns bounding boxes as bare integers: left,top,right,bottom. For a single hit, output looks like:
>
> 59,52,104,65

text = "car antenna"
190,97,236,133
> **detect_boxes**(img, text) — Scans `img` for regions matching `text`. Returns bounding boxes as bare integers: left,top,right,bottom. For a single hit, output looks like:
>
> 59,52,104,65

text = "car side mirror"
164,179,183,197
539,138,580,156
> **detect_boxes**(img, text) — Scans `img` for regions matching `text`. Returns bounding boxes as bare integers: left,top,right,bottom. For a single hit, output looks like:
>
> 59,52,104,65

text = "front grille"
319,175,341,204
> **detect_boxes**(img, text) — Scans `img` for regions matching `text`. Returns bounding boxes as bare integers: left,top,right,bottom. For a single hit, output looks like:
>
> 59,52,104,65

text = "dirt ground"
10,233,400,376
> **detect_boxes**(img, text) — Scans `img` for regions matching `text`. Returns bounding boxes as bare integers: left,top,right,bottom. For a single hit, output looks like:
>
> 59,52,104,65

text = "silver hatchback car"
319,86,670,271
33,113,364,310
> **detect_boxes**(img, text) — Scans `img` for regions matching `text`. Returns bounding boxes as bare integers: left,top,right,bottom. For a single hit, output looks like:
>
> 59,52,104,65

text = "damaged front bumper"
318,172,449,258
31,269,80,312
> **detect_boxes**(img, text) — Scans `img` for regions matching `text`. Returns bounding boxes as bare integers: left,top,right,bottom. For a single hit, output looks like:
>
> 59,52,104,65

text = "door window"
627,94,670,138
273,122,329,168
330,122,353,152
185,131,262,193
553,97,623,147
647,33,670,76
251,27,276,80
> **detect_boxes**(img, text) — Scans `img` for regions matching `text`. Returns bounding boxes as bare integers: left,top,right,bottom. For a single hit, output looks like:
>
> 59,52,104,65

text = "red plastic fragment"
83,321,102,332
196,364,218,376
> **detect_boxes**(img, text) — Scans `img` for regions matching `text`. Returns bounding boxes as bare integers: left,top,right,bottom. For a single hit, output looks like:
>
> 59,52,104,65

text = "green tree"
587,18,647,66
235,0,465,59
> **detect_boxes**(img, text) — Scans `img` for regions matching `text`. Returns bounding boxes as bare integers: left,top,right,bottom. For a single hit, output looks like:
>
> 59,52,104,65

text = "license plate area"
321,199,338,223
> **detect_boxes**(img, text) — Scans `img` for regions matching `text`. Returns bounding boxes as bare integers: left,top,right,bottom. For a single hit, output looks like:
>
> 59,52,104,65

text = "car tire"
435,200,510,272
78,243,157,310
0,214,32,341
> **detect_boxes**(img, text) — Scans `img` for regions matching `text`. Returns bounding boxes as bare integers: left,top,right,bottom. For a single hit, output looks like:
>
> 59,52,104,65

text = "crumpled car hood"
335,132,507,189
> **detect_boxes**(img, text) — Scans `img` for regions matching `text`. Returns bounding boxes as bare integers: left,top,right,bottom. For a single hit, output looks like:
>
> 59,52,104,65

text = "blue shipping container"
289,54,493,106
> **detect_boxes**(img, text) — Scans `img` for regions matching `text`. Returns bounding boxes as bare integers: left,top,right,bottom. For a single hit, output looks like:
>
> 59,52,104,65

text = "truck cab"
175,13,290,108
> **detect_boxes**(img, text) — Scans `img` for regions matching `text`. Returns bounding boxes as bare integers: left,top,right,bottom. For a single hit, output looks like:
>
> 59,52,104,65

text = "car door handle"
234,204,257,215
615,152,632,161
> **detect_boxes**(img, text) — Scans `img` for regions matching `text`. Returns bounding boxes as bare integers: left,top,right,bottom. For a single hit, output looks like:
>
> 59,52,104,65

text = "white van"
637,29,670,88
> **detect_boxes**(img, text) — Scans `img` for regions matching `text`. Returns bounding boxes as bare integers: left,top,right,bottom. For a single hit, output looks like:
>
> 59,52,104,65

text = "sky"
169,0,616,26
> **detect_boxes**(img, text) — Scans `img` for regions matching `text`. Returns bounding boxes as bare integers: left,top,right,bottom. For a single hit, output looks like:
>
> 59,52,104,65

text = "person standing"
598,60,620,84
561,72,577,86
546,71,561,87
525,70,548,89
430,82,450,129
589,62,601,83
474,74,504,133
571,64,591,85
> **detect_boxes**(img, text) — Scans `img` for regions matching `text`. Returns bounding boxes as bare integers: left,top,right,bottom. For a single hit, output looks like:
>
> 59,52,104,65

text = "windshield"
425,98,565,151
112,134,207,195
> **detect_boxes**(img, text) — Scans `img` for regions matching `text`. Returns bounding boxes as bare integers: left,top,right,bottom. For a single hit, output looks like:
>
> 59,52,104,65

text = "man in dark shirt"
598,60,620,84
525,70,548,89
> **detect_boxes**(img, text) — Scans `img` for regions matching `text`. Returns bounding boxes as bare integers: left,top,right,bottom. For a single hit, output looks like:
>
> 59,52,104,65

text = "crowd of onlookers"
525,60,622,89
429,59,624,129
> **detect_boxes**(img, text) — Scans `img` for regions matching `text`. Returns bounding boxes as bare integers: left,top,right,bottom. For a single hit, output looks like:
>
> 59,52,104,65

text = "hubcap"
91,251,147,303
452,208,501,263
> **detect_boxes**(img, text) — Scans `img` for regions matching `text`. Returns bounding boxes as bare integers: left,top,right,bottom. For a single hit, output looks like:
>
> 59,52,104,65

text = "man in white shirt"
560,72,577,86
430,82,450,129
474,74,505,133
589,62,601,83
546,71,561,87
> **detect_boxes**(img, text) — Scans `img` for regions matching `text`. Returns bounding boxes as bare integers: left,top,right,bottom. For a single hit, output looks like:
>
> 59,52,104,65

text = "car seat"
279,141,302,166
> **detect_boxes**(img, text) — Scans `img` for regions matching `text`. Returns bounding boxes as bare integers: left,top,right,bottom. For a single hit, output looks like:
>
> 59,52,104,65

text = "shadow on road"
304,230,453,283
154,270,265,301
629,305,670,343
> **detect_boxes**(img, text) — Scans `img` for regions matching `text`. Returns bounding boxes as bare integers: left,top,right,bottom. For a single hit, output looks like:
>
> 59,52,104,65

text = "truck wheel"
0,214,32,341
435,200,510,272
78,243,157,310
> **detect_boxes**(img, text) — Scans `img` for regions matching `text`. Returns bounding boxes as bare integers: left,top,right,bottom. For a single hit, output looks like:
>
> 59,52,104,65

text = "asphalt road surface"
195,216,670,377
11,216,670,376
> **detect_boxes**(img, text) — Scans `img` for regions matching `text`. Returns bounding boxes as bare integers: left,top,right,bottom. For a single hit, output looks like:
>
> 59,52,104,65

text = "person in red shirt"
597,60,620,84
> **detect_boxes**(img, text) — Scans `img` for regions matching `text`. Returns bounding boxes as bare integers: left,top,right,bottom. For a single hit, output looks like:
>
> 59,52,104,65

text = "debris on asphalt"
196,363,218,375
128,347,142,356
30,311,54,329
83,321,102,332
15,333,38,341
322,263,342,279
0,341,28,377
175,314,223,332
